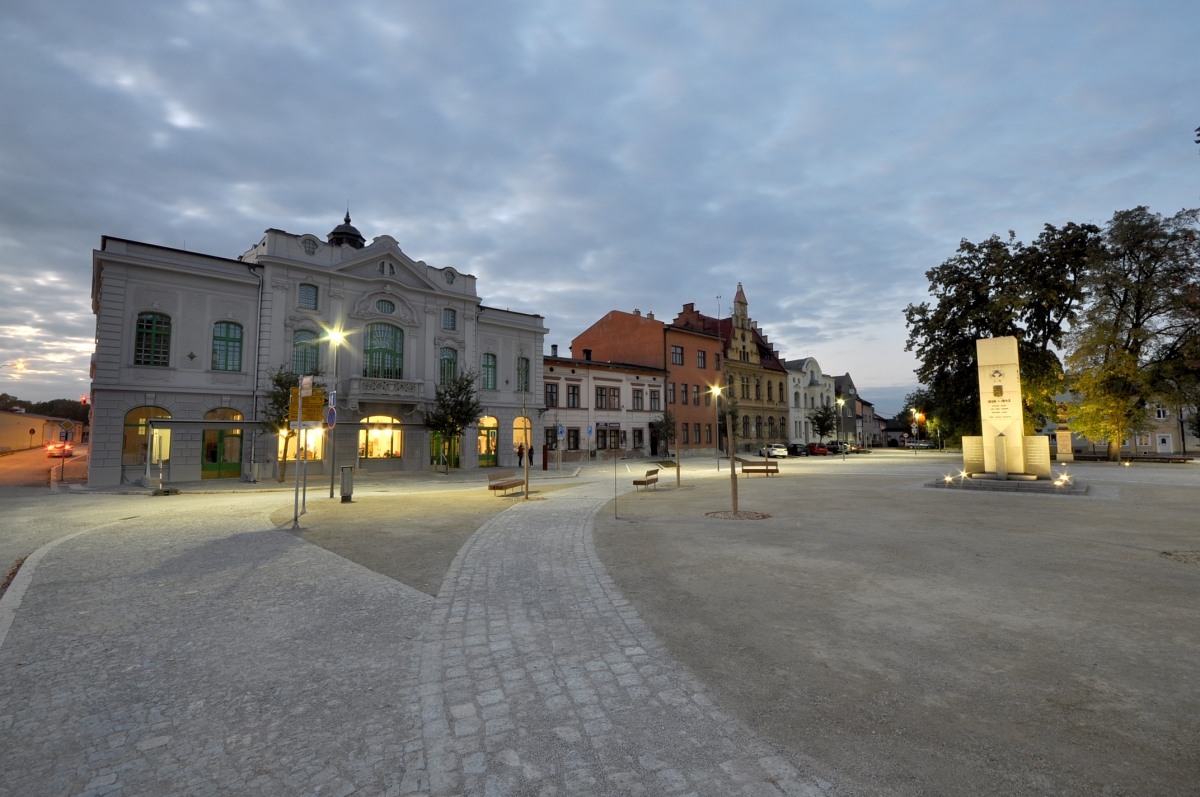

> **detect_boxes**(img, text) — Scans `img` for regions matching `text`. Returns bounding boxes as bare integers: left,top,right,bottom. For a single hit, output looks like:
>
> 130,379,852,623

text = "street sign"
587,425,593,435
60,420,75,431
323,406,337,428
327,390,337,407
911,425,917,434
300,375,314,397
557,424,564,437
289,387,325,422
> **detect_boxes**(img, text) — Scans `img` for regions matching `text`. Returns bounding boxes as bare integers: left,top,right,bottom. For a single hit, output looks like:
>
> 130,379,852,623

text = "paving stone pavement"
1,484,840,796
400,481,837,797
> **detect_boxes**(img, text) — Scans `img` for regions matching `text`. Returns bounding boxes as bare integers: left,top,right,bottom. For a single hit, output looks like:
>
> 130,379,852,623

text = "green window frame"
134,312,171,367
364,323,403,379
516,356,530,392
442,308,456,330
211,321,243,371
298,284,318,310
481,353,497,390
440,347,458,385
292,330,319,375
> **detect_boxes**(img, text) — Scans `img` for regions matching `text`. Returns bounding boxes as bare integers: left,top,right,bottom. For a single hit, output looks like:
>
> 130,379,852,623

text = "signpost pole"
292,391,303,529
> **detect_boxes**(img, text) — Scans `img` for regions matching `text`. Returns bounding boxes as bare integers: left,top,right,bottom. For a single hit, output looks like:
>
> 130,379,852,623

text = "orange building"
569,306,735,456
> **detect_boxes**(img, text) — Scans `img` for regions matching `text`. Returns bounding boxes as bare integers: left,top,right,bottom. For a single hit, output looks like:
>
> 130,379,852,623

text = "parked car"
826,441,849,454
806,442,829,456
905,439,936,449
46,442,74,458
848,444,871,454
786,443,809,456
759,443,788,458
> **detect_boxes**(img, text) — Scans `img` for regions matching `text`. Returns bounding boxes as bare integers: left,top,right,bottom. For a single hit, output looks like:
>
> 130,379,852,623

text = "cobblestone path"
1,485,838,796
400,482,834,796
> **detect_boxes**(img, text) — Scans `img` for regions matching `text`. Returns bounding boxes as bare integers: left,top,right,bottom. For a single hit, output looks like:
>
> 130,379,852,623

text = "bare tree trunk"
278,432,294,482
675,445,680,487
726,412,738,514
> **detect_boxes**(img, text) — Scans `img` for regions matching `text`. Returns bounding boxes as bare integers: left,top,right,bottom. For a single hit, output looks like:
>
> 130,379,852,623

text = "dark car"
787,443,809,456
826,441,849,454
806,442,828,456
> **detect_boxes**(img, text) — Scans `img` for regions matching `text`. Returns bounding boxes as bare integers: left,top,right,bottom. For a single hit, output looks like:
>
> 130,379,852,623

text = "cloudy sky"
1,0,1196,414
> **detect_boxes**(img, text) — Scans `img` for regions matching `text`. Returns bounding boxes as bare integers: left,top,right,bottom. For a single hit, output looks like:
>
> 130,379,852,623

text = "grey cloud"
1,0,1196,404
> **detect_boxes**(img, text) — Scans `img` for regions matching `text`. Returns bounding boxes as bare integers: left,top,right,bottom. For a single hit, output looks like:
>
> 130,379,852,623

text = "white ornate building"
784,357,836,445
87,214,546,486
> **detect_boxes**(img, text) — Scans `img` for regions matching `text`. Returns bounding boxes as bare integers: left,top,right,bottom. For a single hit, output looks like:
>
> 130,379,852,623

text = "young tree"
654,408,680,486
1066,207,1200,461
808,404,838,442
718,395,741,513
904,223,1101,437
262,367,302,481
425,369,483,474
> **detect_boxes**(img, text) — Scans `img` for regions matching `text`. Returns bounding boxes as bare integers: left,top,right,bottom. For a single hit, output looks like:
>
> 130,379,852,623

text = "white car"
759,443,788,458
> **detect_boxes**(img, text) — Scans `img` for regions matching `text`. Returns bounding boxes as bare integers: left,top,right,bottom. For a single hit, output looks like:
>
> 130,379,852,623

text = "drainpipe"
248,263,265,479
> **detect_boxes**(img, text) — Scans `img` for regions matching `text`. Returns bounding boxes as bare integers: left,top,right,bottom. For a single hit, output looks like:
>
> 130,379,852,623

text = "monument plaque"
1024,436,1052,479
977,336,1025,474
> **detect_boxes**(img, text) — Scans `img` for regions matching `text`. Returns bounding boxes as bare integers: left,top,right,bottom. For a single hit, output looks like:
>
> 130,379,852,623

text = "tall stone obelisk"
976,336,1026,475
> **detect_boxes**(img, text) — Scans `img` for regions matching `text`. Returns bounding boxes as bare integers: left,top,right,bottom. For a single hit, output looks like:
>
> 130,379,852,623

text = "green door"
478,427,498,467
202,428,243,479
430,432,460,469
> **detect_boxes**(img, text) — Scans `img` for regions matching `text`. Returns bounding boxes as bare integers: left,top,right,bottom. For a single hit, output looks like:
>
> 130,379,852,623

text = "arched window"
755,380,761,400
359,415,403,459
363,323,403,379
134,312,171,367
292,330,319,375
123,406,170,466
794,391,800,408
439,348,458,385
779,382,784,402
767,417,776,437
211,322,243,371
742,415,750,438
767,382,773,401
481,353,497,390
780,417,787,438
516,357,530,392
513,416,531,451
755,416,763,438
298,284,318,310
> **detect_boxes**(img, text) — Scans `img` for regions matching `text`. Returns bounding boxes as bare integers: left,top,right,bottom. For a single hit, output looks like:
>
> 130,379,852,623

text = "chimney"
583,349,592,361
551,344,558,357
646,311,654,320
633,309,641,317
683,302,694,313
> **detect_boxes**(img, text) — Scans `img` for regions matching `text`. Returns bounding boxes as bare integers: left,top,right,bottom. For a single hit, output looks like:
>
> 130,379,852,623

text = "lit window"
359,416,404,459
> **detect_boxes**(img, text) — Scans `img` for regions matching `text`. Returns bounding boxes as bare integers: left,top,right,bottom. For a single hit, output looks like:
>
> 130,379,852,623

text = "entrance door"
202,408,243,479
1157,434,1173,453
477,416,498,467
649,423,659,456
430,432,460,468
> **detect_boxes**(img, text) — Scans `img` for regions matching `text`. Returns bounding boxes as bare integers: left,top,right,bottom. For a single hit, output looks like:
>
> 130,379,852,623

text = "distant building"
541,346,667,461
832,374,859,445
784,357,835,445
0,410,84,452
87,214,546,486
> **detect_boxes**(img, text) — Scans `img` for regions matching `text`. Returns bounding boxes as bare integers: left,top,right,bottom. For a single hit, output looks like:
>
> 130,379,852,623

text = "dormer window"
302,239,318,255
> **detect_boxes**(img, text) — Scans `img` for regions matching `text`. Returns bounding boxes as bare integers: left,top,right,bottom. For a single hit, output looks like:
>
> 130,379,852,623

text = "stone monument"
1054,402,1074,463
961,336,1051,481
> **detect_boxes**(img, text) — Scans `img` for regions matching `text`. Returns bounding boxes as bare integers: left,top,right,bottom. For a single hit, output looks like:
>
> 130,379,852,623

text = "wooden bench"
487,470,524,496
736,457,780,476
633,468,660,491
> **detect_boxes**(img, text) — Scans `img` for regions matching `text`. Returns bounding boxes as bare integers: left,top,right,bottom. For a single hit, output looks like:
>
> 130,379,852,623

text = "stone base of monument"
926,476,1088,495
968,472,1038,481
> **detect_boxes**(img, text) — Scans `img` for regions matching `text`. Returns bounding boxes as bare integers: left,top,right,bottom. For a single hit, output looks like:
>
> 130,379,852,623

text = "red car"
806,442,828,456
46,441,74,458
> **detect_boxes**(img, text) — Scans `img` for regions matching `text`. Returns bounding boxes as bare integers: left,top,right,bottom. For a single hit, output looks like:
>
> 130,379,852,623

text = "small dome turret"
327,212,365,249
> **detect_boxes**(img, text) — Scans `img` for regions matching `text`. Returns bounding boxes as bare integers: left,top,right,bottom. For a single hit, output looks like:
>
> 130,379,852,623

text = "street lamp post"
326,330,345,499
836,397,846,461
712,384,722,470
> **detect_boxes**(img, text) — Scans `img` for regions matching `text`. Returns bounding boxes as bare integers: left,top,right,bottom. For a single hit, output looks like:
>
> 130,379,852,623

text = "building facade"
784,357,836,445
88,215,545,486
541,347,668,462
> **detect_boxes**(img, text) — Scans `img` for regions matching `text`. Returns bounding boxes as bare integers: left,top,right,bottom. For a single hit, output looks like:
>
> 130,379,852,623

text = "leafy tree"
425,369,483,473
653,408,677,454
262,367,302,481
1066,207,1200,461
808,403,838,442
29,399,89,424
904,223,1101,438
0,393,32,413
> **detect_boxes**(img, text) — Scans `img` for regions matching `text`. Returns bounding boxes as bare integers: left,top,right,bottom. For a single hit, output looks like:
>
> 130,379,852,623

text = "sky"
1,1,1196,415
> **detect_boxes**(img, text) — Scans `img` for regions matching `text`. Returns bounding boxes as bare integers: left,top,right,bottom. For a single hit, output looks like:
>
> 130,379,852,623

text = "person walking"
517,443,525,467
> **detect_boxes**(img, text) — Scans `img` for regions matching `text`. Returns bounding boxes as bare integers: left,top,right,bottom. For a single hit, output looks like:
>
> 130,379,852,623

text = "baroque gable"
348,287,419,326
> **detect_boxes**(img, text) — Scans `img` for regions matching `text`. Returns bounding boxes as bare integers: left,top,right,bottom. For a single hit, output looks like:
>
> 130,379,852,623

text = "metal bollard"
340,466,354,503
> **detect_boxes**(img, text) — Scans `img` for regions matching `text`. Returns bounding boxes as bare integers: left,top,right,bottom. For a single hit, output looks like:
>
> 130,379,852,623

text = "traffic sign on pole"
323,406,337,428
557,424,564,438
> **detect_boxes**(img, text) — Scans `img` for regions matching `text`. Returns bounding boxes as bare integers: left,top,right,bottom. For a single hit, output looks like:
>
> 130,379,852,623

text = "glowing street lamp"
324,328,347,499
836,397,846,461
